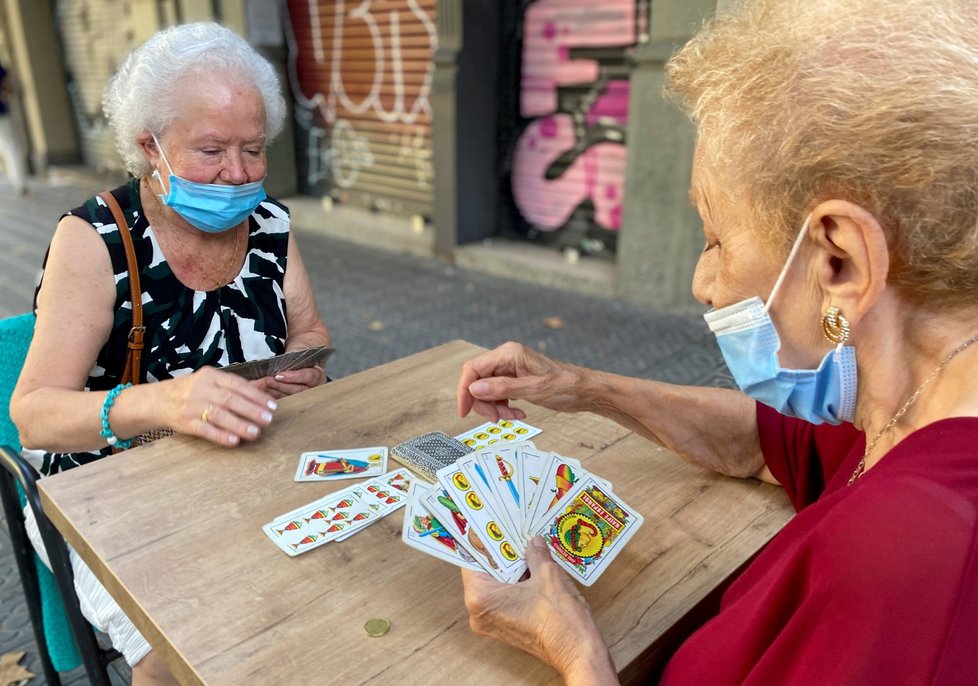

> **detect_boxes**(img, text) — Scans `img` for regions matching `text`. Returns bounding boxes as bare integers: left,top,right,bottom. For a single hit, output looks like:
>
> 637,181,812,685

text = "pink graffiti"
512,0,636,232
520,0,636,118
586,80,629,129
512,115,625,231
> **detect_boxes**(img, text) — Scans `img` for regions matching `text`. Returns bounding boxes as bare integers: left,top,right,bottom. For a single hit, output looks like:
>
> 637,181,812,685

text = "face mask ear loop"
763,214,813,314
151,133,175,177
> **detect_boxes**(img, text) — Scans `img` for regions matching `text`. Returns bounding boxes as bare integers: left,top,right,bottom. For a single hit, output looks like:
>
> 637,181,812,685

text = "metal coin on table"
363,618,391,637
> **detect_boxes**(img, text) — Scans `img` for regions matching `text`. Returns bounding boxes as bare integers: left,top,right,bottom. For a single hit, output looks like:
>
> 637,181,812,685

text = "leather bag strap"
98,191,144,386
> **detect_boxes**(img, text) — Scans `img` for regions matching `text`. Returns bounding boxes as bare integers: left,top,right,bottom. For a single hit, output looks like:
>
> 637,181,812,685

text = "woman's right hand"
159,367,278,446
456,342,591,421
461,536,619,685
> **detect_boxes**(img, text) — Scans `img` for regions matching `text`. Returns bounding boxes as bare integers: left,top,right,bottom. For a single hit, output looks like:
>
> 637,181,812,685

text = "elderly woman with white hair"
455,0,978,683
10,22,330,684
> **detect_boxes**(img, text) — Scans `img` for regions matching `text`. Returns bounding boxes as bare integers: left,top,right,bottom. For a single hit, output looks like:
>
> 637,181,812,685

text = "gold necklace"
848,332,978,485
213,227,242,289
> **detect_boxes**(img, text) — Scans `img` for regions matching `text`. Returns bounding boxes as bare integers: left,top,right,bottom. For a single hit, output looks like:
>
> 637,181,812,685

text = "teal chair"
0,312,119,685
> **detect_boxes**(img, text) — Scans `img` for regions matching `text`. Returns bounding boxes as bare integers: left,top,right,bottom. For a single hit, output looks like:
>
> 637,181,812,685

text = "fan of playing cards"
402,442,644,586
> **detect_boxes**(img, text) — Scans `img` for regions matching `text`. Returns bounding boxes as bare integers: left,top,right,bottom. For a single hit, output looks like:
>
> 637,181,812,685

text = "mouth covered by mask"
703,216,857,425
152,134,266,233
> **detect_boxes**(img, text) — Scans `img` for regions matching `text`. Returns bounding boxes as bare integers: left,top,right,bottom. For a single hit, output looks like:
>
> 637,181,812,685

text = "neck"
854,298,978,470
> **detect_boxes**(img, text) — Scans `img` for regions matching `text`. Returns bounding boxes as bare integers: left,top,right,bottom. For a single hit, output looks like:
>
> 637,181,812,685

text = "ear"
135,131,160,168
807,199,889,328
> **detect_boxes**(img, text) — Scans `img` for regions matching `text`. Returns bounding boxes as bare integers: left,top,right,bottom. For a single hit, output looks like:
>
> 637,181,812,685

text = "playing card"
472,447,524,548
422,486,508,582
525,452,586,537
530,475,643,586
454,419,542,451
518,446,551,536
263,487,376,556
436,463,527,583
401,483,483,571
224,346,333,381
457,453,525,556
391,431,473,482
294,447,388,482
332,468,415,541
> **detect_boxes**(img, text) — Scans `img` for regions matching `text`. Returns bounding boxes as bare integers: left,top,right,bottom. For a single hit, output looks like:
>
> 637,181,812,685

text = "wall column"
432,0,499,258
615,0,716,311
2,0,78,171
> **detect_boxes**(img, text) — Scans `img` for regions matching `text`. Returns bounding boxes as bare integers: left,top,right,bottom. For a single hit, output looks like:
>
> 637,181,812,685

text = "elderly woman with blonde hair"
10,22,330,685
455,0,978,683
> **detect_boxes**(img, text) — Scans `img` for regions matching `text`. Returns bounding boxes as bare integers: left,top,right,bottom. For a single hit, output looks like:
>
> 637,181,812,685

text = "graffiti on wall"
286,0,437,215
512,0,644,235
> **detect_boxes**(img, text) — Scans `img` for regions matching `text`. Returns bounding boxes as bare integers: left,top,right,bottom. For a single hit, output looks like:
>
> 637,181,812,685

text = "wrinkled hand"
161,366,278,447
457,341,588,421
461,537,617,684
251,365,326,399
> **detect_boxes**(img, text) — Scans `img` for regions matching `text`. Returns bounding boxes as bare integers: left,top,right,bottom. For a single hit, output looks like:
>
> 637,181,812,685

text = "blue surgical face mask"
151,134,266,233
703,216,857,425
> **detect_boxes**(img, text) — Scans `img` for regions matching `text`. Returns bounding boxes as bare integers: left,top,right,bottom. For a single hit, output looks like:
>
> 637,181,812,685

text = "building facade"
1,0,721,310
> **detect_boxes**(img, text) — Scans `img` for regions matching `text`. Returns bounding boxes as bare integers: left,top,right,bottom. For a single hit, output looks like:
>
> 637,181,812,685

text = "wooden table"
38,341,793,685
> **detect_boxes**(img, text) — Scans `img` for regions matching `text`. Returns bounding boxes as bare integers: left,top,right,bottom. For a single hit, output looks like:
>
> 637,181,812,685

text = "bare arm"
11,216,278,452
580,368,774,480
458,342,776,482
255,231,331,396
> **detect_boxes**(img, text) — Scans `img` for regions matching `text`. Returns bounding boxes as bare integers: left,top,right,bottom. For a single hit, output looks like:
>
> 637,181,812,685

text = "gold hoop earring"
821,306,850,345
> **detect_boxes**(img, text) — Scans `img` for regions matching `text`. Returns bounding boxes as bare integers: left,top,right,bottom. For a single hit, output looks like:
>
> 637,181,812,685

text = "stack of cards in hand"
402,442,643,586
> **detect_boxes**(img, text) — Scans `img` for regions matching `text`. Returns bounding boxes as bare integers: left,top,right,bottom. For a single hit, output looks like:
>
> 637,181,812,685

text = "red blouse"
659,404,978,685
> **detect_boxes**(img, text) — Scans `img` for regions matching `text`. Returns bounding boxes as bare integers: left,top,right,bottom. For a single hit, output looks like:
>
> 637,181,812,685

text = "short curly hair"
666,0,978,308
103,22,286,178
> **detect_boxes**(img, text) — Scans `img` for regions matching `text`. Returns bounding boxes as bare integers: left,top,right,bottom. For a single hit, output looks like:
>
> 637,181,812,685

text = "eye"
703,239,720,253
202,148,222,156
244,148,263,157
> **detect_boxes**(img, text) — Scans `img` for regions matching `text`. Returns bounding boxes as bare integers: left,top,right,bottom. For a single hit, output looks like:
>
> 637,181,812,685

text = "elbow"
9,395,39,450
9,399,30,448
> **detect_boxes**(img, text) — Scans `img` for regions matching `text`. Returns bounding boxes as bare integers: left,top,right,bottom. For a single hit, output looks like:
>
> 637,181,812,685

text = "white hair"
103,22,287,177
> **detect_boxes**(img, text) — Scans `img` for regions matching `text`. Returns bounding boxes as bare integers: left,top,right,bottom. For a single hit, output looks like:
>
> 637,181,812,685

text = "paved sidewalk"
0,172,730,684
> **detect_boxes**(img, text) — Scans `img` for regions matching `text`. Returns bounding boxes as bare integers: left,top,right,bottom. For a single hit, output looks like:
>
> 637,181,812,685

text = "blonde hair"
666,0,978,307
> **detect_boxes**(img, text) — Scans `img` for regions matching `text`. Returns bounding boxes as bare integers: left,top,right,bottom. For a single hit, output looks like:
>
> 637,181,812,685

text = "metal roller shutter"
285,0,438,218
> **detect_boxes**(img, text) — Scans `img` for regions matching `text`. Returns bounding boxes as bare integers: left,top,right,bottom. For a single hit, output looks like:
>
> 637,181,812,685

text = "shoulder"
64,179,141,230
813,465,978,595
253,196,290,231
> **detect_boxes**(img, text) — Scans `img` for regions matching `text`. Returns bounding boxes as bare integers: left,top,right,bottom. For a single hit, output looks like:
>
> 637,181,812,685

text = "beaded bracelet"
99,383,134,450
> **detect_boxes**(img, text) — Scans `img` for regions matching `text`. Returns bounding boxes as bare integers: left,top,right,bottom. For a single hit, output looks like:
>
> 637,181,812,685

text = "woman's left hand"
461,536,619,685
252,365,326,399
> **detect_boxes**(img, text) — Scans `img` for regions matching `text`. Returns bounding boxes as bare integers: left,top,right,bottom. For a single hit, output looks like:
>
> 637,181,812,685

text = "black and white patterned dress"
33,178,290,476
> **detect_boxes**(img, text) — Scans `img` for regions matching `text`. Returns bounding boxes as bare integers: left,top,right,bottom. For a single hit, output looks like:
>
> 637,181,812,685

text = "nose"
691,252,713,306
220,150,248,184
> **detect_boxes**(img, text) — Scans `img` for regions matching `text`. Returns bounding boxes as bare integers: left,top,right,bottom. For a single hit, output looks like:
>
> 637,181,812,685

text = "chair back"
0,311,33,449
0,312,84,673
